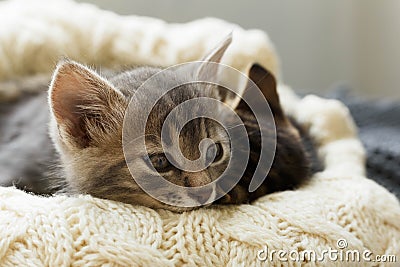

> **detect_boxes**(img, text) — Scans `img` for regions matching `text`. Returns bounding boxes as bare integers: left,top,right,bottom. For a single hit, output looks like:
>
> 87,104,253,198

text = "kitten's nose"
189,188,214,205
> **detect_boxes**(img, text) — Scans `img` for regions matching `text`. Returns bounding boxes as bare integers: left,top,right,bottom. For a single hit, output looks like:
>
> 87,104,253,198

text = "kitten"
0,36,316,211
216,64,319,204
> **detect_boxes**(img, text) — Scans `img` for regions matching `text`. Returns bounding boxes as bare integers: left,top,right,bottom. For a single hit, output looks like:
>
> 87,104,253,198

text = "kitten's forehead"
110,66,217,101
112,66,226,157
144,84,222,142
109,67,163,97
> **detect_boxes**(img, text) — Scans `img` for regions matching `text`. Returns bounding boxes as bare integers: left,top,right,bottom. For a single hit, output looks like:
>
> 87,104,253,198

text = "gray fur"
0,86,58,194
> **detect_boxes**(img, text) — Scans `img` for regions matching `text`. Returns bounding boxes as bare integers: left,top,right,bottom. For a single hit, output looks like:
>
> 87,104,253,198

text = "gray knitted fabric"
325,89,400,198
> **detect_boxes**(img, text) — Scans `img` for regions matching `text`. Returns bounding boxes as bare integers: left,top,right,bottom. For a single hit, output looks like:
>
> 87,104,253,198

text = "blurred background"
77,0,400,99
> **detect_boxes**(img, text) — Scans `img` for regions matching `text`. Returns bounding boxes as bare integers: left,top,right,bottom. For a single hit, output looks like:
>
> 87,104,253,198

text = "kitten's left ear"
197,33,232,81
49,60,126,148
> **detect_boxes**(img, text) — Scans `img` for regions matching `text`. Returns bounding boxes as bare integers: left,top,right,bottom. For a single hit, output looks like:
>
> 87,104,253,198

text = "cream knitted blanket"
0,0,399,266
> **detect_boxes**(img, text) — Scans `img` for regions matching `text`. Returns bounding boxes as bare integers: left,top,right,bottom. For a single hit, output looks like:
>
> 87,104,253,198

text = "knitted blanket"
0,0,399,266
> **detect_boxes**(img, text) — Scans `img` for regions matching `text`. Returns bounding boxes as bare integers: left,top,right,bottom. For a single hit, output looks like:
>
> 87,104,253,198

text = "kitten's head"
48,36,235,211
219,63,310,204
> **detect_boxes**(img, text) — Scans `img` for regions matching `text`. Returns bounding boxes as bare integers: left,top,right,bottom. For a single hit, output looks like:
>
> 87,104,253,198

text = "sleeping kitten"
0,36,316,211
216,64,319,204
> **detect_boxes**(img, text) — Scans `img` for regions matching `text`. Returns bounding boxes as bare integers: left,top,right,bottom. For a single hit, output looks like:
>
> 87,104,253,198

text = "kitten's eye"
205,142,223,165
149,153,172,172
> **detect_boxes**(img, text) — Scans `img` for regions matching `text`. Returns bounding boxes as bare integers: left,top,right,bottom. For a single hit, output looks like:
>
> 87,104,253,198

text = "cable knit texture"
0,0,399,266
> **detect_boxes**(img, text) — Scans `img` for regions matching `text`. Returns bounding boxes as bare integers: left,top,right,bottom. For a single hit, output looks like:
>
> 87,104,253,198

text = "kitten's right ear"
49,60,126,148
197,33,232,81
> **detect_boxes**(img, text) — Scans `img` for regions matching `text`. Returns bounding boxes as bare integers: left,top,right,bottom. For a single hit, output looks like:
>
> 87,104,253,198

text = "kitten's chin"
156,204,208,213
99,190,214,213
150,198,212,213
144,189,217,213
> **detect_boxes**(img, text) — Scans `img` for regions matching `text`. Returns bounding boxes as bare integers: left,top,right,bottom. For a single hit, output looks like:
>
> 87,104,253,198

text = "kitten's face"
119,78,232,210
144,98,230,204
